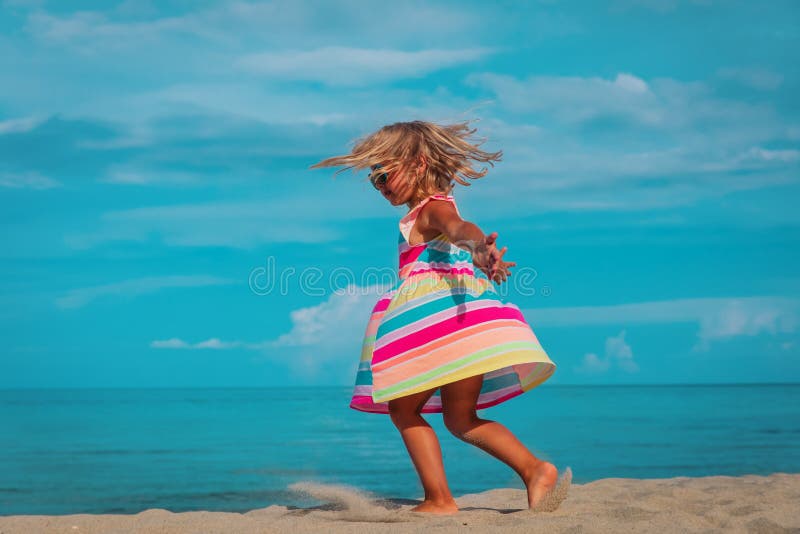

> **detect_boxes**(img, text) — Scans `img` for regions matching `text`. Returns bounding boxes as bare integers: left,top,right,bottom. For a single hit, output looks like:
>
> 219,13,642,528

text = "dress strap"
399,194,458,244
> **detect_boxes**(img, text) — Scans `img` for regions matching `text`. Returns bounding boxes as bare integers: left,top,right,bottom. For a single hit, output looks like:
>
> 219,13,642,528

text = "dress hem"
350,359,556,415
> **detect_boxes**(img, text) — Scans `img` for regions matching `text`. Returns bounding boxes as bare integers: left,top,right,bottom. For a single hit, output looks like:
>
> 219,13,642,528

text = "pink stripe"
372,297,392,313
373,305,526,363
399,246,426,266
409,261,475,272
406,266,476,277
349,386,525,414
475,388,524,410
376,299,505,349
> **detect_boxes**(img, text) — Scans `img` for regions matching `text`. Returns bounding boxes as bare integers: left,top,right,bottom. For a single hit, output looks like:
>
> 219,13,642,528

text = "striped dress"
350,193,556,414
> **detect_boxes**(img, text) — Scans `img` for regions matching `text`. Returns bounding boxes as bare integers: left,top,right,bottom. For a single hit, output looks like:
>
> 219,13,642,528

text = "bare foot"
524,460,558,509
410,499,459,515
526,464,573,513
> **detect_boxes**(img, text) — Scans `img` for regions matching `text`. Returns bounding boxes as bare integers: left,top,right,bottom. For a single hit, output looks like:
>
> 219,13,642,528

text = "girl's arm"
419,200,516,283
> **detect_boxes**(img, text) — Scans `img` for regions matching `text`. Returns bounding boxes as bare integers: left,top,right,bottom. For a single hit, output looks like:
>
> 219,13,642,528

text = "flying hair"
309,120,503,207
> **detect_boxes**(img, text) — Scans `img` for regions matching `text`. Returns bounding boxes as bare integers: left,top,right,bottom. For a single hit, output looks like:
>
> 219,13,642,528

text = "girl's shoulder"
400,193,457,244
410,193,457,213
417,193,461,217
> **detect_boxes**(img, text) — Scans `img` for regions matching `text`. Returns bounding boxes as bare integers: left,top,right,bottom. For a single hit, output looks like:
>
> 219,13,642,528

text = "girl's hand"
418,201,516,284
473,232,516,284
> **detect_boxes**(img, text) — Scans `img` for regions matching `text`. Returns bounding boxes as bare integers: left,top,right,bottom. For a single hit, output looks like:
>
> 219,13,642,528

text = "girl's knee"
443,412,479,438
388,400,422,426
387,387,438,423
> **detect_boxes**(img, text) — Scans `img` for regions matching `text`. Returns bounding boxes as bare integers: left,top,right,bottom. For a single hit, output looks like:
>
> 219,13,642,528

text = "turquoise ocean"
1,384,798,515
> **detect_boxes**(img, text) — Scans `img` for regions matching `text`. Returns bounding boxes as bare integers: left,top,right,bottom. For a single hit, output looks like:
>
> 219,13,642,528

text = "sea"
1,384,798,515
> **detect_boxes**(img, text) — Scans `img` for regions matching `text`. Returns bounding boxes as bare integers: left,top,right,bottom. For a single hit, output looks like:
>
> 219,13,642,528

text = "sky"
0,0,798,388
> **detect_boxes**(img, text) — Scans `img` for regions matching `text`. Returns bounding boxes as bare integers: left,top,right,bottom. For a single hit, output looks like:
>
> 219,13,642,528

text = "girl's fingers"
483,245,517,284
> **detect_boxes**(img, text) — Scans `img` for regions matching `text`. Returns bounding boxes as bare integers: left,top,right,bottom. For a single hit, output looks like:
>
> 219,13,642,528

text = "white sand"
1,471,798,533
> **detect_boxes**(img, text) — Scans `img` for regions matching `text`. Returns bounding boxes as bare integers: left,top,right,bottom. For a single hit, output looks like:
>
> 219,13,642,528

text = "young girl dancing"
310,120,570,515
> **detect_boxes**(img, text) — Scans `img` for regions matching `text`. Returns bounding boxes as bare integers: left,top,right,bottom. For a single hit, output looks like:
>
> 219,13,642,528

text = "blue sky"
1,0,798,388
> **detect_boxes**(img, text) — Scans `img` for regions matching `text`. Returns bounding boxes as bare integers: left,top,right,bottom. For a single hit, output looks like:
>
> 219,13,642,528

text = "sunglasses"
368,164,389,190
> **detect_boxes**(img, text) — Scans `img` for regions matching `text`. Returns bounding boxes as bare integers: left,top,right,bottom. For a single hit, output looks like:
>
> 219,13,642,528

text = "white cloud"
150,284,390,354
151,292,797,382
22,2,481,52
465,71,660,125
236,46,496,86
194,338,239,349
0,115,45,134
610,0,712,13
150,337,269,350
24,9,234,50
63,191,396,249
76,122,154,149
100,81,480,131
459,71,800,214
614,73,649,93
466,71,791,142
575,330,638,374
716,67,784,91
693,299,799,351
575,352,610,373
7,5,798,233
56,275,236,309
99,167,202,186
0,171,60,190
151,283,391,381
221,285,386,381
733,147,800,164
150,338,189,349
612,0,679,12
65,71,795,223
118,83,356,126
3,0,45,8
268,284,389,348
524,296,800,350
606,330,639,372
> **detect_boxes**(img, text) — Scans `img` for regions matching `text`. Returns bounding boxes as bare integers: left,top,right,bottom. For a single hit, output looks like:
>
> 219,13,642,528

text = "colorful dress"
350,193,556,414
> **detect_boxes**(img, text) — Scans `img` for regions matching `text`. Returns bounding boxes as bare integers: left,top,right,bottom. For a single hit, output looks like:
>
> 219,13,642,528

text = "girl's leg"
439,374,558,509
387,387,459,514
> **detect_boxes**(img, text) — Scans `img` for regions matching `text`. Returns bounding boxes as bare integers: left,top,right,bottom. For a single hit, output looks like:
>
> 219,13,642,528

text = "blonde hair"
309,120,503,208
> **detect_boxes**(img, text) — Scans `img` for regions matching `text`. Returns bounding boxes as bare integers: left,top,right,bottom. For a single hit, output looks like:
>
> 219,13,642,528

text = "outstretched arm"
419,200,516,284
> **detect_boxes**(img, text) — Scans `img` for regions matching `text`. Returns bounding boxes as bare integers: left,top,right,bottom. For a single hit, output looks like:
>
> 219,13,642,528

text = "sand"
1,470,798,533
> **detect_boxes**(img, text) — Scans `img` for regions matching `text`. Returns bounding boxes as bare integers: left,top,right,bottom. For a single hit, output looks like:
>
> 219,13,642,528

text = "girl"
310,120,570,515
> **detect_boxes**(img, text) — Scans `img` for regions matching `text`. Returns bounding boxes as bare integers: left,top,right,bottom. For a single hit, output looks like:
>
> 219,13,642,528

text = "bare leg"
388,387,459,514
440,375,558,509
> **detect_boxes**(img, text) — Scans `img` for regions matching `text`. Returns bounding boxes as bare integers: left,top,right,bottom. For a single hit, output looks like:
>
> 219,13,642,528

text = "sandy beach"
1,471,797,533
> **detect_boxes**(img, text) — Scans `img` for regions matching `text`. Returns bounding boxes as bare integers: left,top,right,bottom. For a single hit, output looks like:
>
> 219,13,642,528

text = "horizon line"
1,382,799,391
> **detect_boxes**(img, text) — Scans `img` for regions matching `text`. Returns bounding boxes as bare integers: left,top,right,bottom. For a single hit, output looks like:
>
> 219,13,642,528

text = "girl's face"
372,160,423,206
